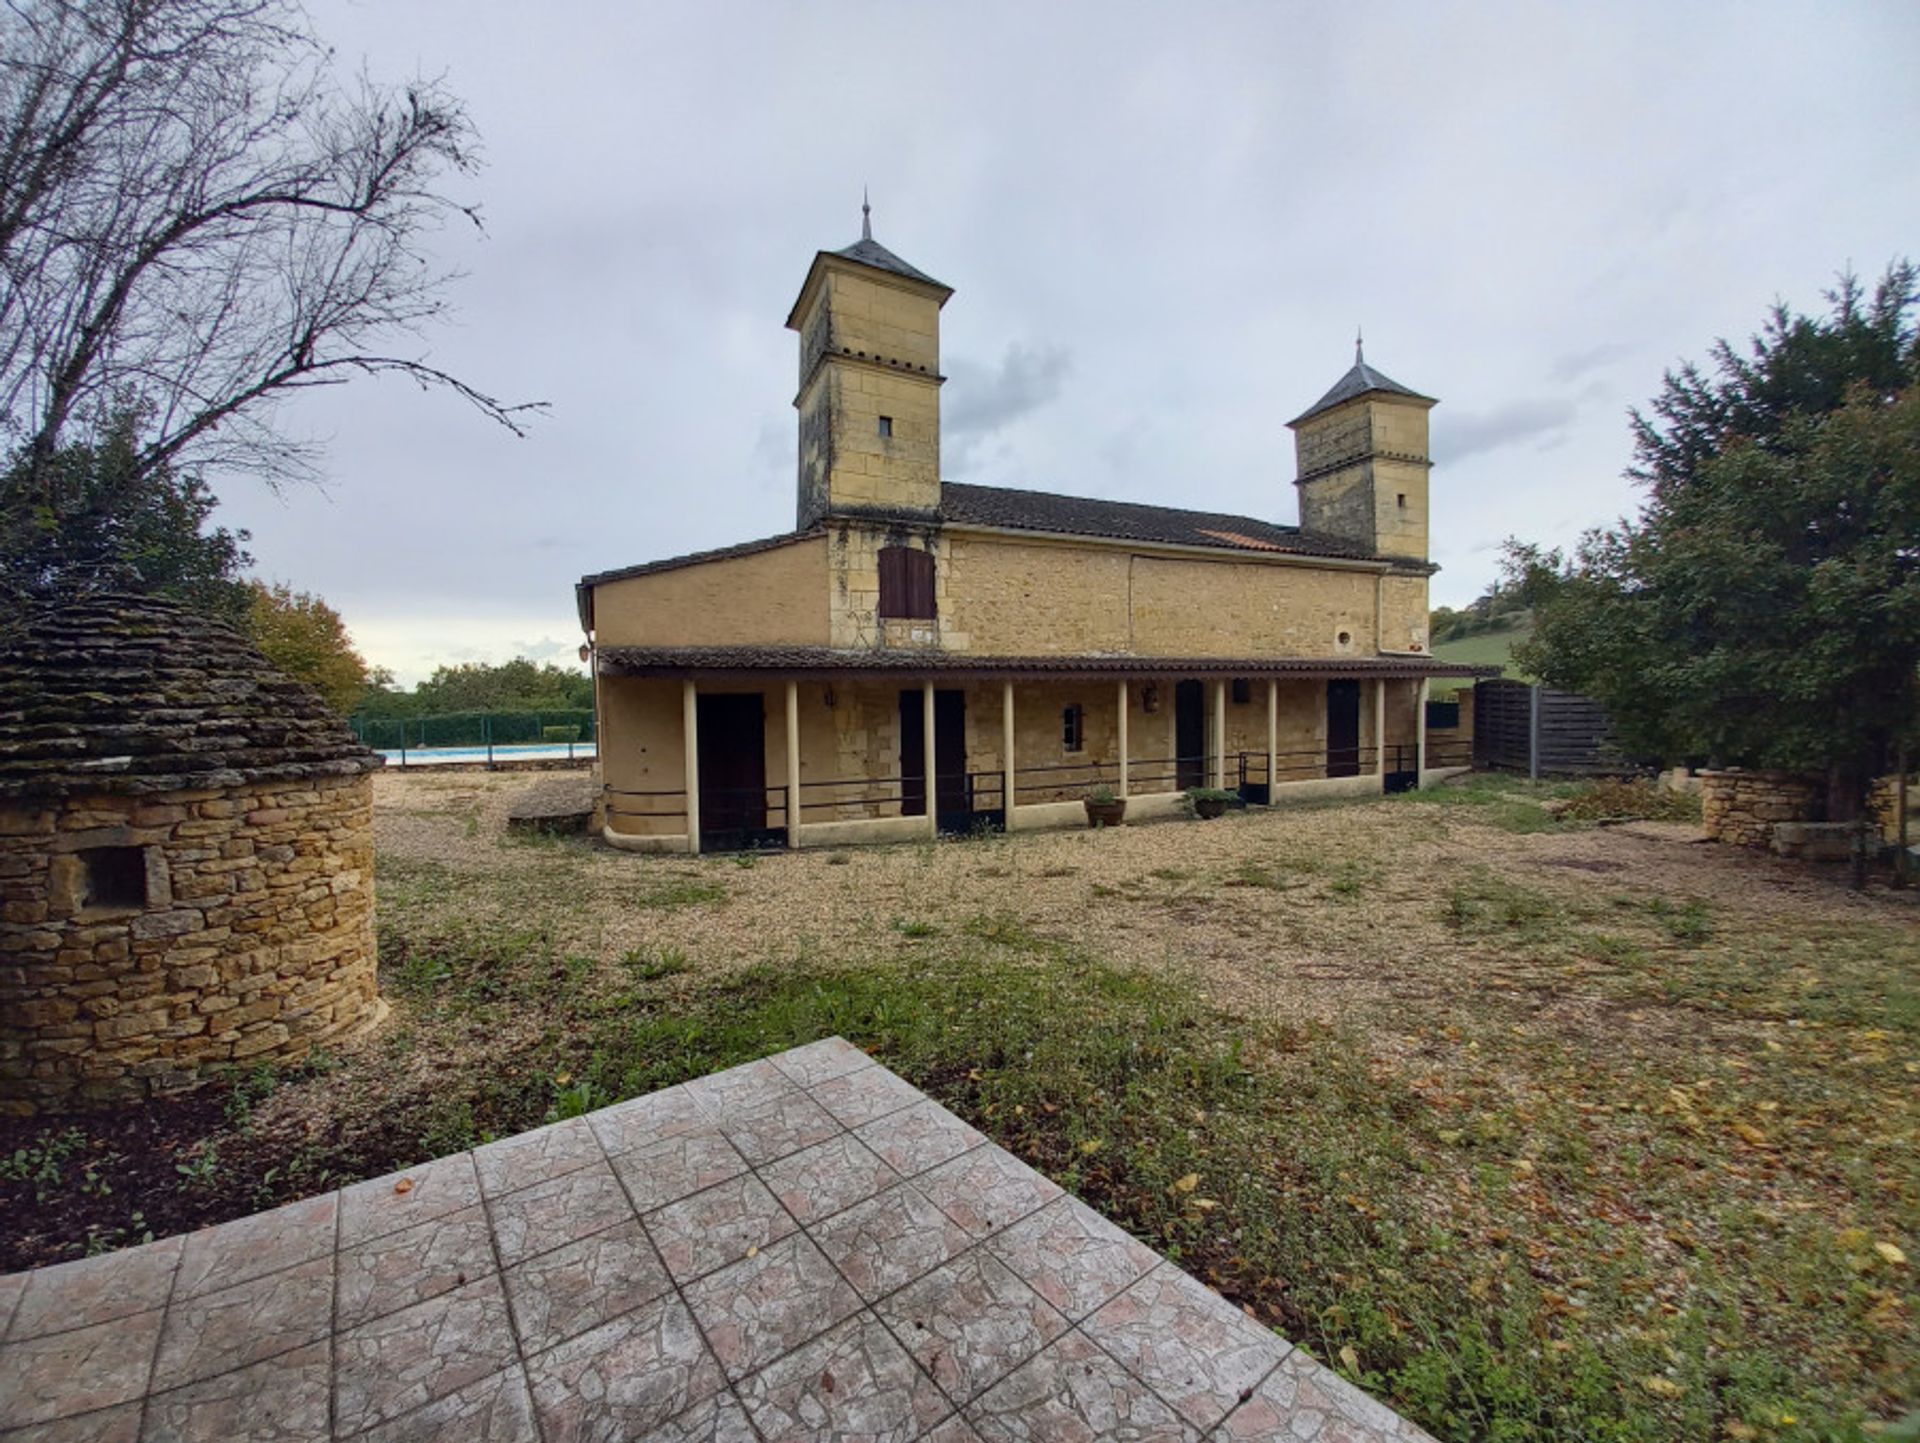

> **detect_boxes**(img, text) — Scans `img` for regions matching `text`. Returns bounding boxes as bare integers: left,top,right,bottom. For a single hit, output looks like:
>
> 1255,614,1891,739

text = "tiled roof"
941,483,1386,562
578,530,819,589
1289,360,1436,427
0,592,382,799
597,645,1493,682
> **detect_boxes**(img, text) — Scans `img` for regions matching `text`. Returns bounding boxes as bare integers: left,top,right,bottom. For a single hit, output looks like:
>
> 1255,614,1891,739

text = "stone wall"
0,771,378,1114
1699,769,1822,848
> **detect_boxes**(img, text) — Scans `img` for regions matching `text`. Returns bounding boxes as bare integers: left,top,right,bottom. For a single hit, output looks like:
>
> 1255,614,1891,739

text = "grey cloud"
943,342,1073,472
1549,342,1633,382
1436,398,1581,464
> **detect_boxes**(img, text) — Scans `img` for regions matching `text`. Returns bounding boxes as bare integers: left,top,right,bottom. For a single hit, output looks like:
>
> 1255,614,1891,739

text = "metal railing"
1236,746,1382,788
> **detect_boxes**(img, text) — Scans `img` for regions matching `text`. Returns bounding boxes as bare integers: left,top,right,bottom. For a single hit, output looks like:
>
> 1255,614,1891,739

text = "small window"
1396,493,1407,509
80,846,146,911
877,545,936,620
1230,678,1251,705
1062,704,1085,752
877,415,893,438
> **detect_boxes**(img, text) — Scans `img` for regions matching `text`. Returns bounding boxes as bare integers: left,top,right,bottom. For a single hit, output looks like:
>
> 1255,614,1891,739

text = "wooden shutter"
878,547,936,620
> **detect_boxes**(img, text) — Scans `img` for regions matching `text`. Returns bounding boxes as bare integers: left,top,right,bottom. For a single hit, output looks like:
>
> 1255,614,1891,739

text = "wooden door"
933,689,969,831
1326,680,1361,778
899,690,928,816
697,693,767,848
1175,681,1206,789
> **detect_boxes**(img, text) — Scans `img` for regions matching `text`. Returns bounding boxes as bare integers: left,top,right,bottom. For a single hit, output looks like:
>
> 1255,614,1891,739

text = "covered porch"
592,649,1482,854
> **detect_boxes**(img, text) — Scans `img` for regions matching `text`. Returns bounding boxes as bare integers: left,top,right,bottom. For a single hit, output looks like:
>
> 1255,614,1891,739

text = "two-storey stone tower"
1288,337,1437,561
785,201,953,529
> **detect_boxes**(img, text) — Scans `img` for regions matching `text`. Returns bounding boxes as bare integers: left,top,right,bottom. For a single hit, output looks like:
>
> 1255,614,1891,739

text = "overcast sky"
214,1,1920,685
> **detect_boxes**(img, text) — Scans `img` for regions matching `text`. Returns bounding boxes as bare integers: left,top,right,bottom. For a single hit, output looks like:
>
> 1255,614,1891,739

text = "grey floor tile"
150,1256,332,1393
485,1160,634,1268
736,1311,948,1443
719,1090,843,1166
335,1204,497,1330
351,1363,540,1443
682,1233,861,1381
1213,1348,1436,1442
810,1065,924,1128
922,1416,985,1443
758,1132,900,1226
768,1037,873,1088
853,1099,984,1178
338,1152,482,1250
644,1174,796,1285
1082,1264,1288,1431
878,1251,1068,1406
139,1339,329,1443
587,1085,711,1157
608,1129,747,1213
502,1218,673,1354
473,1117,604,1200
0,1270,24,1338
808,1184,972,1302
525,1294,724,1443
632,1390,760,1443
0,1308,162,1430
334,1274,517,1437
683,1059,798,1120
0,1400,141,1441
915,1145,1061,1240
986,1197,1159,1321
967,1330,1196,1442
173,1193,334,1300
7,1236,181,1341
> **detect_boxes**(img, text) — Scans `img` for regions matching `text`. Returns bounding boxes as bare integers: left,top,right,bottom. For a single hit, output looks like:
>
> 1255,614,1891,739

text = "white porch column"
1002,681,1016,828
922,680,937,838
1374,678,1387,787
785,680,801,849
1416,678,1429,785
682,680,700,854
1211,680,1227,790
1266,678,1278,805
1116,680,1130,799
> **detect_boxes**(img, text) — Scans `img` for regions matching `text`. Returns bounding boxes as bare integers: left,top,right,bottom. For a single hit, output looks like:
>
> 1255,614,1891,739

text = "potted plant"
1083,783,1127,829
1185,786,1234,820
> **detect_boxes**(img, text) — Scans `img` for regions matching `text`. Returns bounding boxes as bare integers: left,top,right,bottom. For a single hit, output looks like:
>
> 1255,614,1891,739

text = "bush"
541,725,581,744
1557,777,1701,822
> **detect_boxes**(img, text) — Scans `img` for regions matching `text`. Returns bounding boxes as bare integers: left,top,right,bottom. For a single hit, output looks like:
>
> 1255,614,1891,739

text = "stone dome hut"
0,593,384,1114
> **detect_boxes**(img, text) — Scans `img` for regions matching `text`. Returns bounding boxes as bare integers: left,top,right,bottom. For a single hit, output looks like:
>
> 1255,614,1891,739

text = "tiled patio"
0,1039,1434,1442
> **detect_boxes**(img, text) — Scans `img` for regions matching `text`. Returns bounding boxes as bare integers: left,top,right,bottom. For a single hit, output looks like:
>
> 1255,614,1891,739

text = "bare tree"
0,0,536,499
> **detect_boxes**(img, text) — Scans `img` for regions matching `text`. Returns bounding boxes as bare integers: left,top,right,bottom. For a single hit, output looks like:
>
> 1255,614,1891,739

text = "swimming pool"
376,742,597,767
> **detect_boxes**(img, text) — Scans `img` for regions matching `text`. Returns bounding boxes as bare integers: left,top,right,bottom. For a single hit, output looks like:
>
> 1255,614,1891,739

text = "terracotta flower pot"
1084,798,1127,828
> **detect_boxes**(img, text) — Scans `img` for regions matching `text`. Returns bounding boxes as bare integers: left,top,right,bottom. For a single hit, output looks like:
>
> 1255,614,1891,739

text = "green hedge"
351,709,595,750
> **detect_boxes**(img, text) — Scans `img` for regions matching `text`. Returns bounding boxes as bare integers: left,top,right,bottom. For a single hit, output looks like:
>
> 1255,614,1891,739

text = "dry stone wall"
1699,769,1821,848
1,772,378,1114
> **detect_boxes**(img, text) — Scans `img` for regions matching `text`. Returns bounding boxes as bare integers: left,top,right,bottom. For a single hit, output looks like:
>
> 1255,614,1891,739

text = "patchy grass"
5,770,1915,1443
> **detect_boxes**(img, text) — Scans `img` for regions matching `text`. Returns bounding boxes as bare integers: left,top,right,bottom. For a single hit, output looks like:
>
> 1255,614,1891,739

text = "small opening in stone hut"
80,846,147,911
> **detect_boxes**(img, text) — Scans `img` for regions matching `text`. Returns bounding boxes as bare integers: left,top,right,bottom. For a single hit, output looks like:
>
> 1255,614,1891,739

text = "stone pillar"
1416,677,1429,785
1374,679,1386,787
922,680,937,839
1212,680,1227,789
682,680,700,855
1002,681,1016,828
785,680,801,850
1117,680,1130,799
1266,678,1278,804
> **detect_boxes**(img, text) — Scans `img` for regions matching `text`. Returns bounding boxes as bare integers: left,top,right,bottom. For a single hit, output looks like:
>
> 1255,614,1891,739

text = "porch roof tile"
594,646,1496,682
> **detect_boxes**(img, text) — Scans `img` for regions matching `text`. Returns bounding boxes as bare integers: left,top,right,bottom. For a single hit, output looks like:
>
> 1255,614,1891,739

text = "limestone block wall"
1869,774,1917,845
1699,769,1821,848
0,772,379,1114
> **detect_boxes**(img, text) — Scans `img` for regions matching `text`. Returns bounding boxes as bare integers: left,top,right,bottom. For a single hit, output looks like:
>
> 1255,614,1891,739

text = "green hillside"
1432,620,1532,681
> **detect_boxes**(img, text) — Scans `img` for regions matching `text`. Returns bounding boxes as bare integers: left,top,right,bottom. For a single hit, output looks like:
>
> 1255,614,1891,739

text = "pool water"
375,742,597,766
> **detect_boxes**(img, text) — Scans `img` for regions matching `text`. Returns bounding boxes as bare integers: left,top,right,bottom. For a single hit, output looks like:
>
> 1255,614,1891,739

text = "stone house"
578,213,1486,853
0,594,384,1113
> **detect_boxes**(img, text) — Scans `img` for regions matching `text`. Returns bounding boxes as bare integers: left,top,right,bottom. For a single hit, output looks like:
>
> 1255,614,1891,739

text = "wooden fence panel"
1472,679,1626,776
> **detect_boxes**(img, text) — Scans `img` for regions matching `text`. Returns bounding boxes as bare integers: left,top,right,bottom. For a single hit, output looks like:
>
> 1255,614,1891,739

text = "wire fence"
351,709,596,750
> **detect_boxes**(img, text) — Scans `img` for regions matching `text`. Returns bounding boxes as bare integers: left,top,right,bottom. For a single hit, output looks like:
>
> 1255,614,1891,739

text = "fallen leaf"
1080,1139,1103,1156
393,1178,414,1195
1338,1344,1360,1372
1190,1198,1219,1212
1874,1241,1907,1265
746,1245,759,1258
1638,1376,1683,1399
1171,1173,1200,1195
554,1072,571,1086
1732,1122,1770,1147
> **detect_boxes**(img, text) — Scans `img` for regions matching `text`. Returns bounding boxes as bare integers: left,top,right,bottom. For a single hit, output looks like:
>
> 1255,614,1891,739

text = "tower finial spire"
861,187,871,241
1355,326,1364,365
